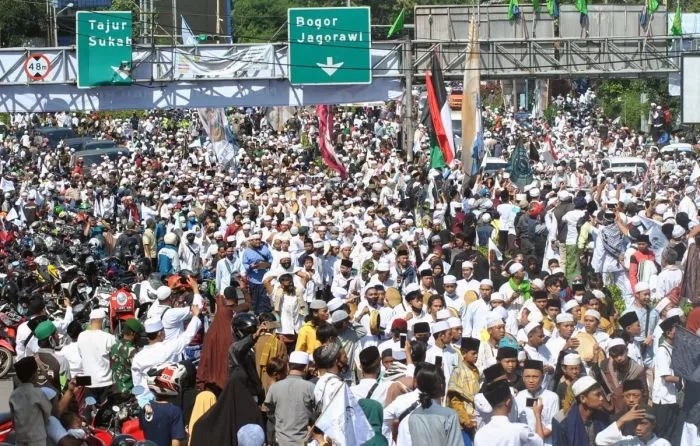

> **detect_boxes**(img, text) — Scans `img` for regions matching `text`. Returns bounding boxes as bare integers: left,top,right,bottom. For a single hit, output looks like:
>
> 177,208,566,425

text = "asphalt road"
0,379,11,413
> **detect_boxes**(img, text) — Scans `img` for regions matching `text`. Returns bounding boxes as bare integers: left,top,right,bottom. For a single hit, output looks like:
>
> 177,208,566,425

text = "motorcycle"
84,392,145,445
109,287,137,334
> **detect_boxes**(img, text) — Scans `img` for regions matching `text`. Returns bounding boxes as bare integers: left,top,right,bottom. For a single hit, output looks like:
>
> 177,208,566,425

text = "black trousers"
654,402,681,445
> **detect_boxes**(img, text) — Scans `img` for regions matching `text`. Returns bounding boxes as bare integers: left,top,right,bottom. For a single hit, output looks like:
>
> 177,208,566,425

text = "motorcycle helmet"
232,312,258,339
146,363,187,397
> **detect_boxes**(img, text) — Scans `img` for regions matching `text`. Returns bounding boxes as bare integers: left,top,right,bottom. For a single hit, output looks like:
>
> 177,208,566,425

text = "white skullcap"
607,338,626,351
486,313,505,328
562,353,582,366
156,286,172,301
563,300,580,313
462,261,474,269
372,242,383,251
444,275,457,285
635,282,650,293
431,321,450,334
327,297,344,313
508,263,524,274
480,279,494,287
490,292,505,302
572,376,598,396
436,309,451,320
584,309,601,320
144,318,164,334
89,308,106,320
556,313,575,324
524,321,541,335
376,262,390,272
531,278,544,290
528,310,544,324
447,317,462,329
226,235,236,243
655,297,671,313
289,351,310,365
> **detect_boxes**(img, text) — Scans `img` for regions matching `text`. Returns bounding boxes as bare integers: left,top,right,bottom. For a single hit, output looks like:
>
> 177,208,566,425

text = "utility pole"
404,33,414,162
172,0,177,46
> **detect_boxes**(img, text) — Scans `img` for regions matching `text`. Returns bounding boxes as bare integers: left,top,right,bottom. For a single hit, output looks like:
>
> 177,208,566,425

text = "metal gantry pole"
404,34,414,163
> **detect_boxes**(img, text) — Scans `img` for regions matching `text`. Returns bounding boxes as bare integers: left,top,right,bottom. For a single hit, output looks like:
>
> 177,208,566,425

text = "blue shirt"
243,244,273,284
139,401,186,446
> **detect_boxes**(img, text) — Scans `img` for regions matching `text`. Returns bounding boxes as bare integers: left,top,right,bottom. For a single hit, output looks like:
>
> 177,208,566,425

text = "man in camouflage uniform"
109,318,144,394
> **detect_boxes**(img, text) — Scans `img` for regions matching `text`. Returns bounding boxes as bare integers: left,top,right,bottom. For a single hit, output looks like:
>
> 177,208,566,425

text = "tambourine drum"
369,310,381,336
448,306,459,318
386,287,402,308
422,291,432,305
463,290,479,306
575,332,602,363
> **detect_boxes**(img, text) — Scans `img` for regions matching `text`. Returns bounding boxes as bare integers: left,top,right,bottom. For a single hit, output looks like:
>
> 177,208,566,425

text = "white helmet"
88,238,103,249
147,363,187,397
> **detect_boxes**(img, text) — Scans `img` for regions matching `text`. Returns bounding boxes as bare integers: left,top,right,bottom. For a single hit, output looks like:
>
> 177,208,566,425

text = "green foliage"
0,0,48,47
594,79,681,131
607,282,626,317
543,103,562,125
109,0,141,40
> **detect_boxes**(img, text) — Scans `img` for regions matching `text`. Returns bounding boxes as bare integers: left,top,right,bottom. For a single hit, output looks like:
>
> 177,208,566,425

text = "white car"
601,156,648,176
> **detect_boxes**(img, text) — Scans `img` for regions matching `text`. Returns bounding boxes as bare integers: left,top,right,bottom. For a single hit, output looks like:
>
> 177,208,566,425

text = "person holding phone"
515,360,560,445
243,232,274,314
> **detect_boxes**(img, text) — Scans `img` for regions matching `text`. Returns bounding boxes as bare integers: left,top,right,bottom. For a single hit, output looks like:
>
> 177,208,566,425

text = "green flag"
508,0,521,20
648,0,659,14
387,9,405,38
576,0,588,15
429,132,446,169
671,1,683,35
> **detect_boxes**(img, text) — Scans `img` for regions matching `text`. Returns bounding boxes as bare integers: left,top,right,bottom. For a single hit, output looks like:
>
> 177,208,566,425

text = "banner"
176,45,275,80
317,105,348,179
461,17,483,177
638,215,669,259
196,108,237,167
315,385,374,446
509,141,533,190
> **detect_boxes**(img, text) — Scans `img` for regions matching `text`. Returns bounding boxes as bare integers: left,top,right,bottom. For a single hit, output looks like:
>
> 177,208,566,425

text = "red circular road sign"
24,54,52,81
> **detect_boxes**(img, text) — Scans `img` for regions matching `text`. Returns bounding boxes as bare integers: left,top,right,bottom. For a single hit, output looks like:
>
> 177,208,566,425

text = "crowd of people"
1,90,700,446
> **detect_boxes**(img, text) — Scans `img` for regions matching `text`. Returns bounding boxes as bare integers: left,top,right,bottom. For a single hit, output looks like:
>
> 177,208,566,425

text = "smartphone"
526,398,537,407
616,176,622,186
435,356,443,368
400,333,407,349
266,321,281,330
76,376,92,387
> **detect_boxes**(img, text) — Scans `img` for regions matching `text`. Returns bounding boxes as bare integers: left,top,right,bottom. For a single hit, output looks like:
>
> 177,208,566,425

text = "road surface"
0,379,11,412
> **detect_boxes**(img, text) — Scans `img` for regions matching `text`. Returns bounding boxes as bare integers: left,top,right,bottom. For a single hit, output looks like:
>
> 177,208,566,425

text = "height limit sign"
288,7,371,85
24,54,51,81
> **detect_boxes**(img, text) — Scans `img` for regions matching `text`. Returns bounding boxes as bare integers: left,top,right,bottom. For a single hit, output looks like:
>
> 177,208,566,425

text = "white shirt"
16,308,74,359
563,209,586,245
314,372,345,410
595,422,671,446
464,299,490,338
474,415,544,446
652,341,677,404
522,344,555,390
146,294,202,342
131,316,201,406
350,378,391,407
383,389,420,446
76,329,117,388
515,388,560,446
278,292,303,335
497,203,517,232
426,344,459,391
57,341,83,378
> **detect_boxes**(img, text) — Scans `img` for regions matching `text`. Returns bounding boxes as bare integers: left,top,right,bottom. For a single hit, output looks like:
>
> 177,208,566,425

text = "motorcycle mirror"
112,405,120,413
131,386,145,396
84,396,97,406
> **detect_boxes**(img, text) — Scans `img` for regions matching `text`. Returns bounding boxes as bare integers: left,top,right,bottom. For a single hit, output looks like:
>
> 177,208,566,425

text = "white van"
601,157,648,176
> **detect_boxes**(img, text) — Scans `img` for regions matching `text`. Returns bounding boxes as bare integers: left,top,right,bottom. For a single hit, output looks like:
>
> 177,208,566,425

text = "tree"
110,0,142,42
0,0,47,47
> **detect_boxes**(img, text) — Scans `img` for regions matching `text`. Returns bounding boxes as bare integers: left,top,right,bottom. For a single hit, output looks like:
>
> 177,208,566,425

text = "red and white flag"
545,134,558,161
425,52,455,164
316,104,348,179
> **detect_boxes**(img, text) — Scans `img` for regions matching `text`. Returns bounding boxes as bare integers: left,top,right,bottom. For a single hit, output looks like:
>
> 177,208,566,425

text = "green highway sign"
288,7,371,85
76,11,133,88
